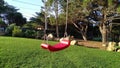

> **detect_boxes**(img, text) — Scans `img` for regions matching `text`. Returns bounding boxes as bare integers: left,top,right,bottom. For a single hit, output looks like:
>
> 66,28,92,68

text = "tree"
0,18,6,27
31,0,119,43
31,11,45,26
54,0,59,37
6,12,26,26
48,15,56,25
0,0,5,13
86,0,120,46
44,0,60,37
0,1,26,26
58,0,90,41
4,4,18,13
5,23,16,36
34,0,90,40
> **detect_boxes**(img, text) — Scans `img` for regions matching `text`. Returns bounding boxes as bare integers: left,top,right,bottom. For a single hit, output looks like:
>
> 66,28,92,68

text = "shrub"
5,23,16,36
36,30,44,39
12,26,23,37
24,29,36,38
0,19,5,25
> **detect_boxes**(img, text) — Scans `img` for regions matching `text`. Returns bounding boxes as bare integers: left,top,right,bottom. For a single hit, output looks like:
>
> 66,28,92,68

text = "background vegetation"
1,0,120,43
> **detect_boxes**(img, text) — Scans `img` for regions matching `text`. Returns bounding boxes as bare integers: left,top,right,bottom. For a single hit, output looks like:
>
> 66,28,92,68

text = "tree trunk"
72,22,88,41
99,24,107,46
100,9,108,46
102,31,107,46
55,0,59,38
81,32,87,41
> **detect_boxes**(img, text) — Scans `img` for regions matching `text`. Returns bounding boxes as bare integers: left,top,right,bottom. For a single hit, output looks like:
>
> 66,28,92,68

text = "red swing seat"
41,39,71,52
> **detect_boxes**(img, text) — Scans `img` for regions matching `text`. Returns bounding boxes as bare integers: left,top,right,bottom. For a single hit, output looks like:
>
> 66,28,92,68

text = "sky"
4,0,44,21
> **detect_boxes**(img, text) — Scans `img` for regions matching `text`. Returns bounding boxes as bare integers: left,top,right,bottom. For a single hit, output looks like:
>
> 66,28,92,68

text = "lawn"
0,36,120,68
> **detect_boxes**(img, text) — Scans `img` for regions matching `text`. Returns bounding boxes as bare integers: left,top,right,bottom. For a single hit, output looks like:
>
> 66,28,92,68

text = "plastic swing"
41,37,70,52
41,32,71,52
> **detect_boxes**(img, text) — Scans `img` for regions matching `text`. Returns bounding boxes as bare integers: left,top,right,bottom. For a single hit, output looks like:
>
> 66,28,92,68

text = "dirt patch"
77,40,106,50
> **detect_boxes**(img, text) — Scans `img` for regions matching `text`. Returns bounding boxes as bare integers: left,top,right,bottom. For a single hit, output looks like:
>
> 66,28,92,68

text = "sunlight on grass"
0,36,120,68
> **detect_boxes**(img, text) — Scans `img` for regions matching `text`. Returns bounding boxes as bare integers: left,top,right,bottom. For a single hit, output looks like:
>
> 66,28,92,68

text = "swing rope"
43,0,48,44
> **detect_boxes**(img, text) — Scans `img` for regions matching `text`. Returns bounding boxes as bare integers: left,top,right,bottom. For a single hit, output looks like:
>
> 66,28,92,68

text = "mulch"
54,37,106,50
77,40,106,50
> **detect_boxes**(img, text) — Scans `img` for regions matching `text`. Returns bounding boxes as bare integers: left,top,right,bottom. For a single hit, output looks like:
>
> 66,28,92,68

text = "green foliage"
58,13,66,25
7,12,26,26
0,0,5,13
22,23,32,28
0,18,4,25
5,23,16,36
22,23,38,38
1,36,120,68
23,23,38,29
36,30,44,39
112,25,120,35
30,12,45,26
24,29,36,38
49,15,56,25
5,23,42,38
0,0,25,26
12,26,23,37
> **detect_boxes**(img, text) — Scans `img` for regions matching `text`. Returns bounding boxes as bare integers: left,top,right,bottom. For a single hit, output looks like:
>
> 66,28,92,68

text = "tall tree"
88,0,118,46
0,1,26,26
45,0,60,37
40,0,90,40
59,0,90,41
54,0,59,37
6,12,26,26
0,0,5,13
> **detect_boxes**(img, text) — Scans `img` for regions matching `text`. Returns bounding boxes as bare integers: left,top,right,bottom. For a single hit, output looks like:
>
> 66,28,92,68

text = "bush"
5,24,16,36
12,26,23,37
24,29,36,38
36,30,44,39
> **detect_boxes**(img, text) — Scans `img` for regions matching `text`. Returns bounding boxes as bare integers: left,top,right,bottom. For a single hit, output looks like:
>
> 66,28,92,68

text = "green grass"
0,36,120,68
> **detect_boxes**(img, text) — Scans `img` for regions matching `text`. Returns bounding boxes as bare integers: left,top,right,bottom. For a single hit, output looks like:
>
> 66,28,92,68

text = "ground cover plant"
0,36,120,68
